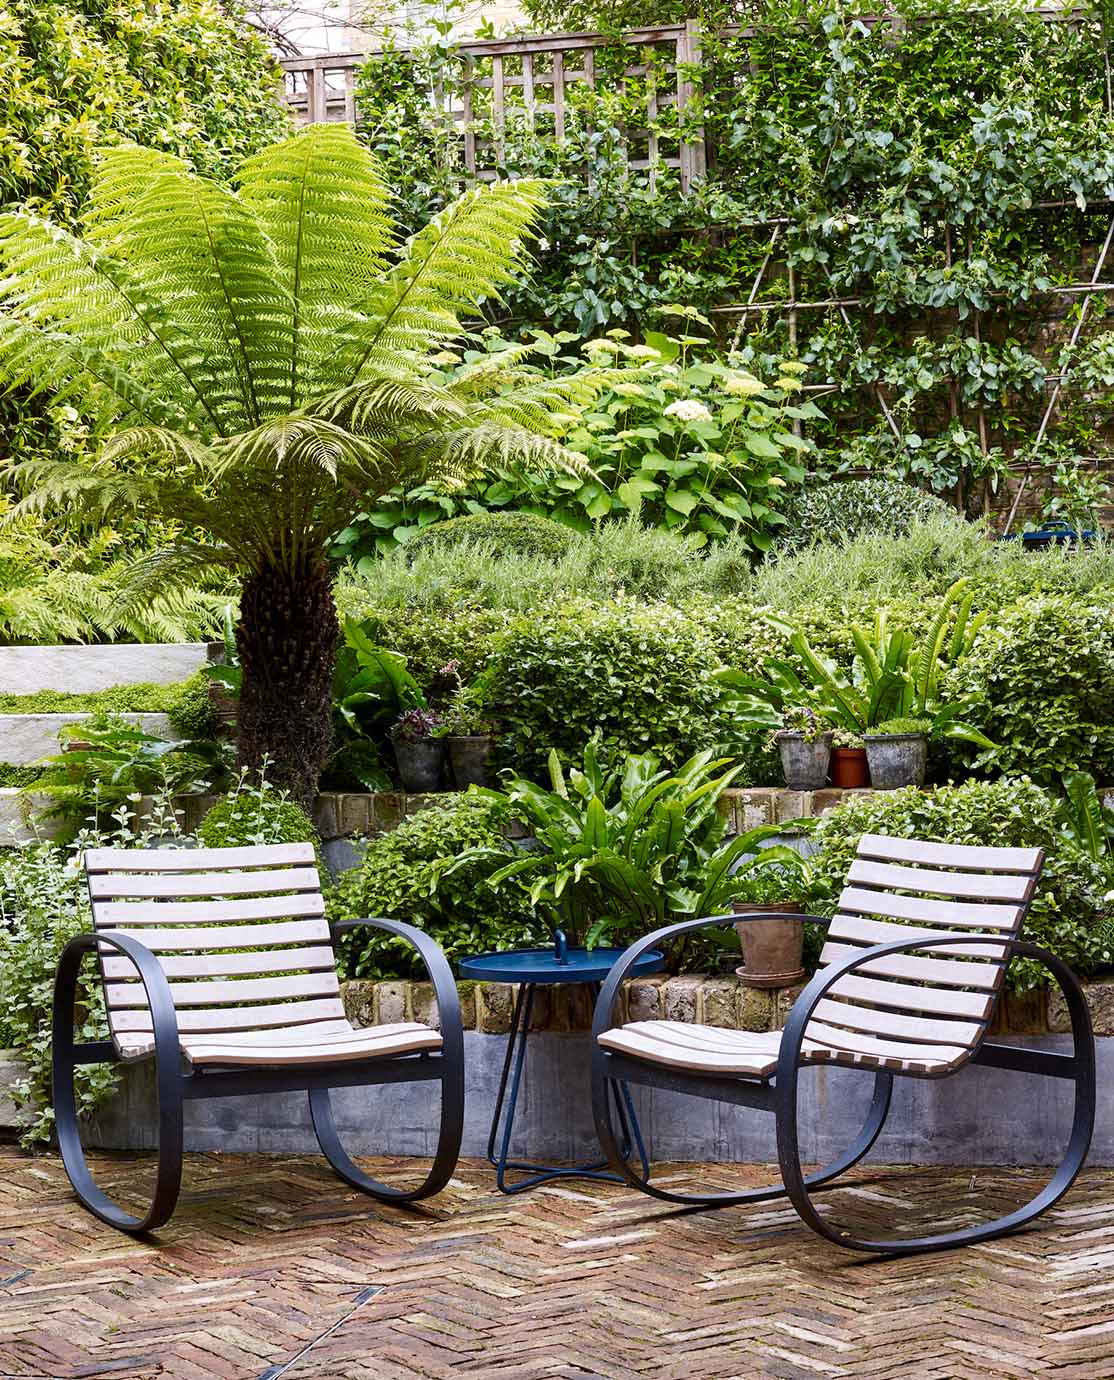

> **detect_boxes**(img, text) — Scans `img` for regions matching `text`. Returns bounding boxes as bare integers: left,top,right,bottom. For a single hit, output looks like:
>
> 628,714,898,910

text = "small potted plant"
864,717,931,789
730,854,812,988
830,728,869,789
774,706,833,790
441,691,500,789
390,708,447,793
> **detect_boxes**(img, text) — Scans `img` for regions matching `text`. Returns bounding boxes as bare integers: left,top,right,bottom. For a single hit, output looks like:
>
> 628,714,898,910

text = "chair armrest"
53,930,180,1067
332,918,463,1055
591,911,831,1044
775,932,1094,1087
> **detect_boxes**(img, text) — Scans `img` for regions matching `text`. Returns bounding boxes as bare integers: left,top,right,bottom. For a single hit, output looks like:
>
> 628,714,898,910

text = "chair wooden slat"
85,843,316,872
802,1018,968,1069
96,918,331,952
104,970,340,1009
838,885,1021,932
810,997,983,1047
827,913,1008,959
101,946,337,980
92,894,326,925
823,971,994,1021
89,867,321,899
847,857,1034,902
855,834,1042,874
820,941,1003,990
110,996,347,1034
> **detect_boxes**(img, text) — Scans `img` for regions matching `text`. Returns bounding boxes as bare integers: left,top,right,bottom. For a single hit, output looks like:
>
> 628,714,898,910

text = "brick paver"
0,1150,1111,1378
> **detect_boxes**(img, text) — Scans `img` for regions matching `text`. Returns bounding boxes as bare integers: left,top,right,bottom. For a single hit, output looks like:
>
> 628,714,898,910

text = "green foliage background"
354,0,1114,517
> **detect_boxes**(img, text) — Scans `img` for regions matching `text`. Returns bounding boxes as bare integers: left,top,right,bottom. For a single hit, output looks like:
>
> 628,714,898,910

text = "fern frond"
83,145,193,248
210,415,390,484
308,375,467,435
99,426,220,471
0,316,193,431
238,125,395,407
333,179,549,387
106,166,293,432
4,457,161,524
401,424,590,489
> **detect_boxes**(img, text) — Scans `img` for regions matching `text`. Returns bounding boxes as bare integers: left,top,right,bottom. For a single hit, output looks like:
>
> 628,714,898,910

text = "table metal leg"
487,981,650,1194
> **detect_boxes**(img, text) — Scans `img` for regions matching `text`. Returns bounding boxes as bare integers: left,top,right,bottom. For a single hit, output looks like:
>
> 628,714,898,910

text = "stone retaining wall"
341,972,1112,1039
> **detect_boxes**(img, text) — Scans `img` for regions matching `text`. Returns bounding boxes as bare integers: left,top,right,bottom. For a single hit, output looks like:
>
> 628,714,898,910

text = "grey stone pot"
447,735,496,789
864,733,927,789
392,736,447,793
776,731,833,790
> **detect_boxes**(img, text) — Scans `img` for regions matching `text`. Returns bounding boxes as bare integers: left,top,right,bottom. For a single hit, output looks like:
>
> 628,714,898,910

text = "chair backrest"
85,844,343,1056
808,833,1044,1075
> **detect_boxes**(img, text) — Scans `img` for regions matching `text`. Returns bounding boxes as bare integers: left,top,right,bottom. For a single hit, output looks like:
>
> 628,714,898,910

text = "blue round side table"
459,934,665,1194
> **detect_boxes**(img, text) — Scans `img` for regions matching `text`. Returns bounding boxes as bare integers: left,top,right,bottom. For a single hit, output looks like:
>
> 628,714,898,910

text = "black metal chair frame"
591,912,1096,1256
53,917,465,1235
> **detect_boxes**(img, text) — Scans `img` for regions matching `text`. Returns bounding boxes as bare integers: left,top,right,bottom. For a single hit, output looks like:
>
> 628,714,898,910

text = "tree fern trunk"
236,558,337,810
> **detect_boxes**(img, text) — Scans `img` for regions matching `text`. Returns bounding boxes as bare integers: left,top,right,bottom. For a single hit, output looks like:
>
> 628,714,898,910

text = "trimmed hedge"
945,597,1114,782
779,478,960,549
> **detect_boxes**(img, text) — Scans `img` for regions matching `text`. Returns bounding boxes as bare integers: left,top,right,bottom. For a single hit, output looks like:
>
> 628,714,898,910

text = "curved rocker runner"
591,834,1095,1255
53,843,464,1233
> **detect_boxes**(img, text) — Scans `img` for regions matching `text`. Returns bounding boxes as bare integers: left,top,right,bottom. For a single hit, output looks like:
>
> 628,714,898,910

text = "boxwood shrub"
804,779,1112,990
487,598,735,774
778,477,960,550
329,794,542,979
404,510,577,562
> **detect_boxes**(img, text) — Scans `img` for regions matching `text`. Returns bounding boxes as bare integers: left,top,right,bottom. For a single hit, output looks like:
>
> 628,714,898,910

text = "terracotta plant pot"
830,746,869,789
777,731,833,790
732,900,806,988
392,737,447,793
864,733,926,789
447,734,496,789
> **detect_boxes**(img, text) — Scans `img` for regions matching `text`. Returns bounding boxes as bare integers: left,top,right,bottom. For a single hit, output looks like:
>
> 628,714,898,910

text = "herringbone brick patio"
0,1149,1111,1379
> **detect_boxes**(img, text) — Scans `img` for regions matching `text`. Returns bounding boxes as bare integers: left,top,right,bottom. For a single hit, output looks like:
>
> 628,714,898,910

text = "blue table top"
459,945,665,985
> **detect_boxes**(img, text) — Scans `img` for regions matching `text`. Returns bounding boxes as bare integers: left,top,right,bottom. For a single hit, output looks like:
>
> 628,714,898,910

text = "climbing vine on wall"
354,0,1114,524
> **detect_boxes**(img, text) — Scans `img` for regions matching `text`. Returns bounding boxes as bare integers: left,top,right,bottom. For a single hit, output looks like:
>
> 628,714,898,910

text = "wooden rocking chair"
53,843,464,1233
591,834,1095,1255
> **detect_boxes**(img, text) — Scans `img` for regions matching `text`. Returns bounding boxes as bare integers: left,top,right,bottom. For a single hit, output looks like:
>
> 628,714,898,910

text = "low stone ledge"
340,971,1113,1036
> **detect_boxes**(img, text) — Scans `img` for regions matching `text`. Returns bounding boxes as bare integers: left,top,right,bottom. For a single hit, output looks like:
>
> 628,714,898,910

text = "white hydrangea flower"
663,399,714,423
626,344,661,359
611,382,646,398
724,374,765,397
775,376,803,392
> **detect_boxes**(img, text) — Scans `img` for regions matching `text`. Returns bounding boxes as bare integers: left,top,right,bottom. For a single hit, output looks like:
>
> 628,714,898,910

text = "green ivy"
352,0,1114,506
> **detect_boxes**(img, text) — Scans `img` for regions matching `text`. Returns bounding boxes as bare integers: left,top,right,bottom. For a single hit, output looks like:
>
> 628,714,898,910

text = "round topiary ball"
405,510,577,563
197,785,317,852
778,477,960,550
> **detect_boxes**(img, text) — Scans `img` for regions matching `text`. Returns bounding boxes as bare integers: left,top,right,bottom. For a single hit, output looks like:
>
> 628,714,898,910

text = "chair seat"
598,1019,968,1078
115,1020,443,1067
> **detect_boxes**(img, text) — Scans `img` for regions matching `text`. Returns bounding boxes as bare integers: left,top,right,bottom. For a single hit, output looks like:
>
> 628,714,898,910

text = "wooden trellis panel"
280,22,708,191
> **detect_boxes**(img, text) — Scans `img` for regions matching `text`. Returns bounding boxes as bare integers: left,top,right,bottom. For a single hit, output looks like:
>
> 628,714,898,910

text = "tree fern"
0,125,604,801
